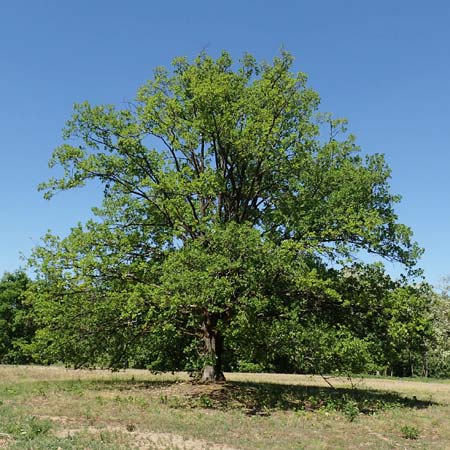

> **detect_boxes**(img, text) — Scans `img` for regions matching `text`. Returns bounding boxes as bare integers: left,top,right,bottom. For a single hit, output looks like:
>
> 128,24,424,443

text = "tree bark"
201,311,225,383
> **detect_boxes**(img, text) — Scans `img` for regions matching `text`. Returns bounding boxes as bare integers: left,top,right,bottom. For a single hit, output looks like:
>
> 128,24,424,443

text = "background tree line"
2,268,450,378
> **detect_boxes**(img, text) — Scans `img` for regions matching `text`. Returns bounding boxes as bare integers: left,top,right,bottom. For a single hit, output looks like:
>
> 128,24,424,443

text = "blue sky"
0,0,449,286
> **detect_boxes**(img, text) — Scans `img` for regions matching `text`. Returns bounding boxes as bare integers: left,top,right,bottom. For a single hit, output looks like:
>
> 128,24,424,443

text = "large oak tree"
30,52,421,381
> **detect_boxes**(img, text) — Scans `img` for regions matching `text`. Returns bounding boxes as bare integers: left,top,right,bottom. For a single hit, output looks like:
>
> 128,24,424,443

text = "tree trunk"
201,312,225,383
423,352,429,378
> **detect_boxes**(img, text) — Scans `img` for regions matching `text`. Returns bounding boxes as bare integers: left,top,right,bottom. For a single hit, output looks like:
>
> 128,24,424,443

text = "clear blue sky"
1,0,449,286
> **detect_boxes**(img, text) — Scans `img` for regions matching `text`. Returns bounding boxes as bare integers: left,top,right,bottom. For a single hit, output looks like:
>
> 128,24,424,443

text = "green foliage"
400,424,420,440
423,280,450,377
29,51,426,376
1,413,52,442
0,271,35,363
341,396,360,422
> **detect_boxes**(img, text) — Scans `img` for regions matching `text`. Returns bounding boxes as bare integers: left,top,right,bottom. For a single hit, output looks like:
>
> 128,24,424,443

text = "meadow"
0,365,449,449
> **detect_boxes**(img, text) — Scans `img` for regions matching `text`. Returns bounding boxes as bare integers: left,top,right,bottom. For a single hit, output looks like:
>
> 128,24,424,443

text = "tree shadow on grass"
187,380,436,415
49,377,437,416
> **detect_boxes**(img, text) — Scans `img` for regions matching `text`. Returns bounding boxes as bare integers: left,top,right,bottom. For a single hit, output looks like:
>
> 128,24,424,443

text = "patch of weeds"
6,415,52,441
198,394,213,408
319,394,360,420
167,396,182,408
158,393,183,408
26,416,51,438
110,394,148,409
58,380,86,396
83,406,97,426
99,430,115,443
400,425,420,440
33,387,48,397
342,398,360,422
114,394,131,404
95,395,105,405
135,396,148,407
4,387,18,396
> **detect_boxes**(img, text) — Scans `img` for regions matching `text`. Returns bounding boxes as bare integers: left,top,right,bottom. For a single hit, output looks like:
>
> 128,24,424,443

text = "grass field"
0,366,449,449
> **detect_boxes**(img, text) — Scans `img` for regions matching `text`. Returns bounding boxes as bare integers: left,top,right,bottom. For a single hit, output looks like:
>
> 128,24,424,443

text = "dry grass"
0,365,449,449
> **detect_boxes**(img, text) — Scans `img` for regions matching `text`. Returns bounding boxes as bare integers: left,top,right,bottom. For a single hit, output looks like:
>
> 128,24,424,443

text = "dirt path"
52,422,239,450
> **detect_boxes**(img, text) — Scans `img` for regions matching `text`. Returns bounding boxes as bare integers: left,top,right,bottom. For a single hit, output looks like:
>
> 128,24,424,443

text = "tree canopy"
30,51,423,381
